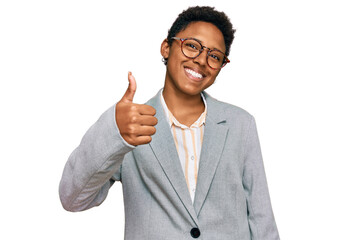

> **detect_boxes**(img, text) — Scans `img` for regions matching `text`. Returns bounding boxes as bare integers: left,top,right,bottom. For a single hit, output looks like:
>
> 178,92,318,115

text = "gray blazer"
59,90,279,240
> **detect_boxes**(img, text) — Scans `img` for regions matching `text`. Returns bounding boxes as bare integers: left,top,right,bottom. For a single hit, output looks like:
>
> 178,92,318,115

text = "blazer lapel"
146,90,199,225
193,92,229,216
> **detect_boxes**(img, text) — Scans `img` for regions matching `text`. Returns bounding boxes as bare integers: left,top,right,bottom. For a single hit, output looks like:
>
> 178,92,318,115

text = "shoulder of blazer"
202,91,254,124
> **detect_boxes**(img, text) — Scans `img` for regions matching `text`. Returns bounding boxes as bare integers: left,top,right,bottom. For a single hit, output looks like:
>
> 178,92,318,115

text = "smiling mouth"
185,67,205,81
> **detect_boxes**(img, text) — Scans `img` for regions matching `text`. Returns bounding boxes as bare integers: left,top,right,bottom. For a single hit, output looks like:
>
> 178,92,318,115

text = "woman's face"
161,21,226,97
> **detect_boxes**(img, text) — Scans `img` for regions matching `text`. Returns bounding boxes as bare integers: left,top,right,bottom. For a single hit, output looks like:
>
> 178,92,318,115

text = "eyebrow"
190,37,225,53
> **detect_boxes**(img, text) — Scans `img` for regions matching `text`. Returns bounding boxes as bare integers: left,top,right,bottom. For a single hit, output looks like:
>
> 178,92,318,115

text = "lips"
184,67,205,81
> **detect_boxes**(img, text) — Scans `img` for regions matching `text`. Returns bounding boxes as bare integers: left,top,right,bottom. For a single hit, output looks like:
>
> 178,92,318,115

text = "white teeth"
186,68,203,79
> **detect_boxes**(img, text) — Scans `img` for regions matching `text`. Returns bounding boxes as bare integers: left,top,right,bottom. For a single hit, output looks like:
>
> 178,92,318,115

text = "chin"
179,78,213,95
181,84,210,96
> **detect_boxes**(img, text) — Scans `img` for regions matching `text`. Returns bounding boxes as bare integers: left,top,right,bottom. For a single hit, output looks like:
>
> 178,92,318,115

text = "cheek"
210,70,220,81
168,55,187,77
207,78,216,86
167,47,181,62
166,51,178,67
206,72,220,86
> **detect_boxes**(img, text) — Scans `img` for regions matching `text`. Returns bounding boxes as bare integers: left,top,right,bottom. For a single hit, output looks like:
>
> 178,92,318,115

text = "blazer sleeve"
59,104,135,212
242,116,280,240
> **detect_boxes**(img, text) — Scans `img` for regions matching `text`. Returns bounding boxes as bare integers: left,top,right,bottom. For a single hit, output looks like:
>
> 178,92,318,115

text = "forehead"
175,21,226,52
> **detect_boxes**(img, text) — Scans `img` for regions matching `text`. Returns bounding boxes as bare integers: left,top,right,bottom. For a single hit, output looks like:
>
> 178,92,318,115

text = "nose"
193,47,209,66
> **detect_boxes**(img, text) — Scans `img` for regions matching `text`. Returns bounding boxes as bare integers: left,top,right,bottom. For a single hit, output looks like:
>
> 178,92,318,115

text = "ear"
160,38,170,59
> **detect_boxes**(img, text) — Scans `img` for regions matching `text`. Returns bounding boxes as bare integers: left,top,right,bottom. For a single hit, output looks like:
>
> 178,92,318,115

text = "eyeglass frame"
171,37,230,70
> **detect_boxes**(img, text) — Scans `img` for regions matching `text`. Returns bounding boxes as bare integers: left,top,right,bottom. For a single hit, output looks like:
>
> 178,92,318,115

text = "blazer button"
190,228,201,238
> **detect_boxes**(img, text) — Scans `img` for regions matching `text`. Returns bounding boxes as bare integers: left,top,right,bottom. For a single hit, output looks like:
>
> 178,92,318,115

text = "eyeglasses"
171,37,230,70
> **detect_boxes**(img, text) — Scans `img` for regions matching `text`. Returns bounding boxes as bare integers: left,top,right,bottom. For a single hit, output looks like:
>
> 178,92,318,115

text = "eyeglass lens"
182,39,226,69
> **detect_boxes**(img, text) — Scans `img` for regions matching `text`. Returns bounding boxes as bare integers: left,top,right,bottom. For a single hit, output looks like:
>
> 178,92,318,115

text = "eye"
209,53,222,62
183,39,201,52
185,43,198,50
210,54,220,60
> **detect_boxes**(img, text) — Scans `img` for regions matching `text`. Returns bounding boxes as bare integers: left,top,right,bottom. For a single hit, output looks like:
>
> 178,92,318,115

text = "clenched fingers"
138,115,158,126
137,125,156,136
138,104,156,116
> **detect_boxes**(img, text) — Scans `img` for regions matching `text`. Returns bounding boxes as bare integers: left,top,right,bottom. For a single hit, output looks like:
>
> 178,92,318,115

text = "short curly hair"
163,6,236,65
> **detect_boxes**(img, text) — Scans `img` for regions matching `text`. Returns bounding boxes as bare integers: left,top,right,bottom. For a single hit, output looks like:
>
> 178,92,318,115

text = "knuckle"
128,135,139,145
126,125,137,135
123,136,135,146
131,127,138,135
130,115,138,123
130,104,138,112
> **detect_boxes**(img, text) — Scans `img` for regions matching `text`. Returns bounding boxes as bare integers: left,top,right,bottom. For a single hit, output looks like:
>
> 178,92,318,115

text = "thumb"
121,71,137,103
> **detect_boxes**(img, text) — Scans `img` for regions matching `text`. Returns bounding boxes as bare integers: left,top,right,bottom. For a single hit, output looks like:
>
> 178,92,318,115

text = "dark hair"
163,6,236,65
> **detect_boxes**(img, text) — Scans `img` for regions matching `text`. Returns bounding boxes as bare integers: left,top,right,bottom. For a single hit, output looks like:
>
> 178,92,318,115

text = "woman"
60,6,280,239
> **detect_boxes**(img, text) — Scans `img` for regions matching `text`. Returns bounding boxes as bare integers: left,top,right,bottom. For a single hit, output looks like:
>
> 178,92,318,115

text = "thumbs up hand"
116,72,158,146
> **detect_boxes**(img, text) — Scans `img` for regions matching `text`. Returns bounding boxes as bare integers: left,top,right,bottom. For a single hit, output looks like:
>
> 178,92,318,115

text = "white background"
1,0,361,239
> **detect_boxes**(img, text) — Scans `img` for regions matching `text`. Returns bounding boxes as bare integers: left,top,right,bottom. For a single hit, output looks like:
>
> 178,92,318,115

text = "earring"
162,57,168,65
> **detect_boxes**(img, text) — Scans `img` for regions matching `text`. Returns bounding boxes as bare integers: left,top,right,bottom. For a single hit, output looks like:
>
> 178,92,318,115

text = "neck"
163,87,204,111
162,82,205,127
